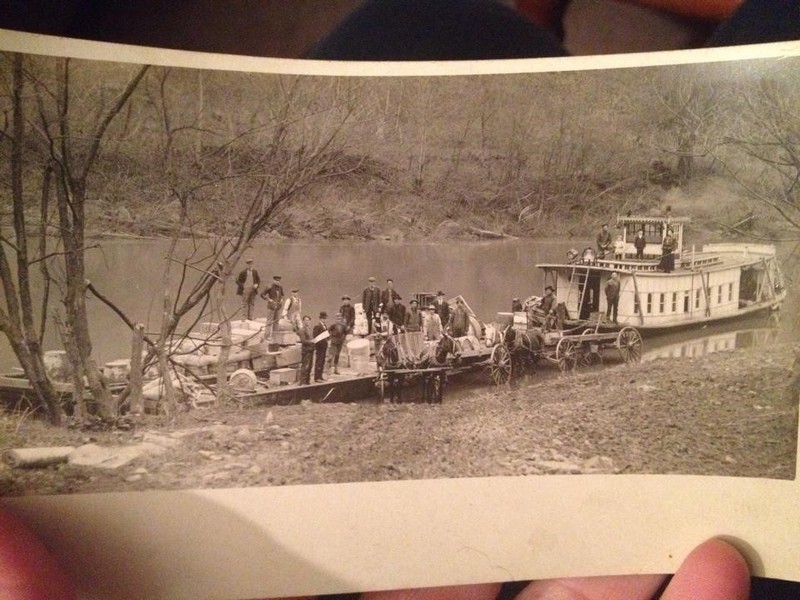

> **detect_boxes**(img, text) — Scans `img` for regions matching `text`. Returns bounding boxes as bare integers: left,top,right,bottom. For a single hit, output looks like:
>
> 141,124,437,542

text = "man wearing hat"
361,276,381,335
433,291,450,327
404,298,423,333
339,295,356,333
282,288,303,332
541,285,556,316
297,315,315,385
260,275,284,339
312,311,329,382
424,305,443,341
235,257,260,320
327,313,348,375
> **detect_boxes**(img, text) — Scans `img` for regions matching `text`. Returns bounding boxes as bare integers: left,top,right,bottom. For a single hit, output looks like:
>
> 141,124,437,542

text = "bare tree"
0,54,63,423
0,53,149,423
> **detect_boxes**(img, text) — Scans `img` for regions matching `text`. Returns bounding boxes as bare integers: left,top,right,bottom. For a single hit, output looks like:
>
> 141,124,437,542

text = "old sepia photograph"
0,44,798,501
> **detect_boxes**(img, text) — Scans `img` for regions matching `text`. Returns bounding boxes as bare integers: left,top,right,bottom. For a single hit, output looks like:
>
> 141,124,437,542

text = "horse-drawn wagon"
488,309,643,384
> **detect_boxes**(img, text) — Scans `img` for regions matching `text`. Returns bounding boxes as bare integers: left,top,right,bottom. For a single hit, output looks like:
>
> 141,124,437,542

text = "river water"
2,238,797,372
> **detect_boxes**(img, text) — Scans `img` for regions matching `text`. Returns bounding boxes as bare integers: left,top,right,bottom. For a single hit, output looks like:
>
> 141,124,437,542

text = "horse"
429,333,461,367
501,324,543,375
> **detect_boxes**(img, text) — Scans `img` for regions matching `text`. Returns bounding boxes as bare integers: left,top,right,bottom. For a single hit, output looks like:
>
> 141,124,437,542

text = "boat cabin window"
717,286,723,304
659,293,665,313
647,293,653,314
624,222,664,243
728,283,734,302
695,289,701,309
683,291,690,313
672,292,677,312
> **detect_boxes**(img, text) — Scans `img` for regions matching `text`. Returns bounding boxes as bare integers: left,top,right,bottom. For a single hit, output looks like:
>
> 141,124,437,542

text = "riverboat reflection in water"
641,315,783,362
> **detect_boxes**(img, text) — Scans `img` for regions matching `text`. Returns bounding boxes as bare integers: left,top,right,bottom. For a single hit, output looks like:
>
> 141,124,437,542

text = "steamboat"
536,215,786,330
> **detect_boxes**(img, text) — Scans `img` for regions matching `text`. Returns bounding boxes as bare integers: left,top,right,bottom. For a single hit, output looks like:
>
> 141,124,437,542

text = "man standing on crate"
235,258,260,320
260,274,284,340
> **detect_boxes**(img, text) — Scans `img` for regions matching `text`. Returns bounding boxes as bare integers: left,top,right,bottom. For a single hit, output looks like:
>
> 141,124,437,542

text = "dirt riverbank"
0,343,797,496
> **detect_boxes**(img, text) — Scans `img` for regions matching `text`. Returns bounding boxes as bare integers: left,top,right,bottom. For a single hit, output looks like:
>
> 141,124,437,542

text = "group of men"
596,223,677,270
236,261,470,385
361,277,471,339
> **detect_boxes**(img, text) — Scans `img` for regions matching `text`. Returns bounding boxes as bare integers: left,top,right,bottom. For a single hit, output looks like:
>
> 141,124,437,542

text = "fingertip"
0,508,76,600
662,538,750,600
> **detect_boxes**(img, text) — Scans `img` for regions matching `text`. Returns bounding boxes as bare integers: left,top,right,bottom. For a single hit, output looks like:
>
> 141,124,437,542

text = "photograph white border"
0,29,798,600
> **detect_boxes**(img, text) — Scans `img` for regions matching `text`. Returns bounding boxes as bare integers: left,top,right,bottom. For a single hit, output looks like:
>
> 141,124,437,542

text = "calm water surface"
3,238,797,372
2,238,582,371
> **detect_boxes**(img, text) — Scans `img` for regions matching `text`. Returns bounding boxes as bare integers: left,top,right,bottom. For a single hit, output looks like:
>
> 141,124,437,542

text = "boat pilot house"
536,215,786,330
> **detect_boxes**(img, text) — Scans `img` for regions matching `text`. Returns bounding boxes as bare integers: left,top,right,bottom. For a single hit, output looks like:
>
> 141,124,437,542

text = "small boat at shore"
535,215,787,331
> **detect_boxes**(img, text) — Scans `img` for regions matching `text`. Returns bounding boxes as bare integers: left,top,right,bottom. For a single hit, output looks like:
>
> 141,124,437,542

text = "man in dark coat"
260,274,284,339
361,276,381,335
339,295,356,333
235,258,260,320
312,312,329,382
605,272,621,324
298,315,315,385
634,229,647,260
596,224,613,259
381,278,402,334
404,299,424,333
433,291,450,326
448,297,470,337
327,313,348,375
660,228,677,273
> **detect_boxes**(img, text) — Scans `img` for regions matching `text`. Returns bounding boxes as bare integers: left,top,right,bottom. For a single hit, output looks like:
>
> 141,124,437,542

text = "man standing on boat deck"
448,297,470,338
404,299,424,333
660,228,677,273
298,315,315,385
433,291,450,326
312,312,329,382
260,274,284,339
283,288,303,332
605,272,620,324
381,278,402,334
235,258,260,320
634,229,647,260
596,224,613,259
339,295,356,333
327,313,348,375
362,276,381,335
424,305,443,341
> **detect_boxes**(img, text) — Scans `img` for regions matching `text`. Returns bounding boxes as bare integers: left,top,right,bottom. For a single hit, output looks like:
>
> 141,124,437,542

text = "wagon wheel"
616,326,643,364
555,338,578,372
490,344,512,385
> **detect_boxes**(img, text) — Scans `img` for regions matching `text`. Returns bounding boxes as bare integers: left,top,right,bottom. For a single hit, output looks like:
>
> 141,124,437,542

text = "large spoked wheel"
556,338,578,372
616,326,643,364
490,344,512,385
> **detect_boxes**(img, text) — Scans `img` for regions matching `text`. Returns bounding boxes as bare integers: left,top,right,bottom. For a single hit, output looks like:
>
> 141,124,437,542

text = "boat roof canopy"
616,215,691,225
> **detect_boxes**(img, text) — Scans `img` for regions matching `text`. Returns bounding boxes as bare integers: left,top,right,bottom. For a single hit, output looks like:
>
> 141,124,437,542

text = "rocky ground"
0,344,797,496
